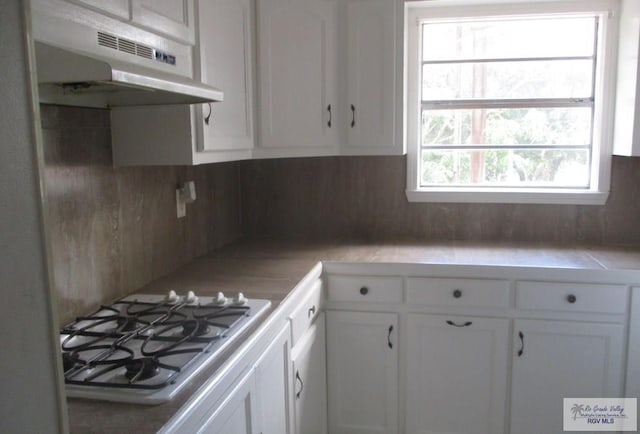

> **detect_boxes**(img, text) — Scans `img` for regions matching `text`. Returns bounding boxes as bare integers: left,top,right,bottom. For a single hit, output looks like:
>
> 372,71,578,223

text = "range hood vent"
34,40,223,108
97,32,154,61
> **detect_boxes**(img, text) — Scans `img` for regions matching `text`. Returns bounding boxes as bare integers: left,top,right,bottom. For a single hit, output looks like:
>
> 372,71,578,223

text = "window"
406,0,619,204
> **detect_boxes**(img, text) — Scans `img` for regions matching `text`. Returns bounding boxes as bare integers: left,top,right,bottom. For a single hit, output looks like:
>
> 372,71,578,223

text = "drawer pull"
452,289,462,299
388,325,394,349
446,320,472,328
567,294,577,304
518,331,524,357
308,305,316,318
295,371,304,399
360,286,369,295
327,104,332,128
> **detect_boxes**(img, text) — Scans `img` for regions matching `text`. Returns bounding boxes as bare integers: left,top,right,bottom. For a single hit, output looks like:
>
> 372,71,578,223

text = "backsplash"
41,105,242,324
41,104,640,323
239,155,640,246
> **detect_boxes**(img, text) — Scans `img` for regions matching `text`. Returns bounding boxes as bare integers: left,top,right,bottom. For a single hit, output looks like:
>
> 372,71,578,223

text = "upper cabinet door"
64,0,130,20
131,0,195,44
344,0,399,154
195,0,255,153
256,0,340,155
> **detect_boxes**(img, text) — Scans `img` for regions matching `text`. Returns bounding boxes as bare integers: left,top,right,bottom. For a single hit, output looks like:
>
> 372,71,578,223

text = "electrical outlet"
176,189,186,218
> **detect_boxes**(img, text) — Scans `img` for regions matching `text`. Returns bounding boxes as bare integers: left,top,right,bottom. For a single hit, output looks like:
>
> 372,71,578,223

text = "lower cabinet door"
405,314,509,434
510,319,625,434
291,313,328,434
255,323,291,434
326,310,398,434
198,369,258,434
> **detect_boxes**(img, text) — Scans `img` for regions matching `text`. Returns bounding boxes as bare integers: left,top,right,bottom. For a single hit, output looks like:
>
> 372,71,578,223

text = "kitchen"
3,0,640,433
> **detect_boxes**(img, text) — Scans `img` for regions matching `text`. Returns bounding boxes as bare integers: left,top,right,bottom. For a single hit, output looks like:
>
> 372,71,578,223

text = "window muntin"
418,14,600,190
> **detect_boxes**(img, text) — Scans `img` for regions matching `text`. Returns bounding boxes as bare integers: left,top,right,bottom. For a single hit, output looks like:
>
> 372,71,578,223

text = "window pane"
421,149,590,187
421,108,592,147
422,59,593,100
422,17,596,61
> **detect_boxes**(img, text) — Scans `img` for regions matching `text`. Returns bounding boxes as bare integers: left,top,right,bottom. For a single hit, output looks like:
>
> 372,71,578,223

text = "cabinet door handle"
308,305,316,318
518,331,524,357
387,325,394,349
359,286,369,295
446,320,472,328
567,294,577,304
350,104,356,128
327,104,332,128
452,289,462,299
204,103,212,125
295,371,304,399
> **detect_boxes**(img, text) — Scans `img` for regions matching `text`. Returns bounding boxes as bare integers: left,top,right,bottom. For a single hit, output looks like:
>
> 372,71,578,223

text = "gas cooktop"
60,291,271,404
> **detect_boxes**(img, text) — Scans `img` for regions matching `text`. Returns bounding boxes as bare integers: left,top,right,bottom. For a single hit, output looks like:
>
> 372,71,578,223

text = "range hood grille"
97,32,154,61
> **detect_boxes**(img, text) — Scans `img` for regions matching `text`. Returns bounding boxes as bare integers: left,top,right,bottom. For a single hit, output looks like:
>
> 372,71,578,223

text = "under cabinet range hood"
35,41,223,107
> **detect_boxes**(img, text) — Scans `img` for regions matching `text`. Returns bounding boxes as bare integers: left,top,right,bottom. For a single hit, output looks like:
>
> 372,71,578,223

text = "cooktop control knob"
165,290,179,304
234,292,248,306
215,292,227,305
185,290,198,304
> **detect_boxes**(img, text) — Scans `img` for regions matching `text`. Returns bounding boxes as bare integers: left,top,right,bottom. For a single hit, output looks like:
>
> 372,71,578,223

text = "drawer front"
327,275,403,303
289,279,323,347
516,281,628,314
406,278,510,309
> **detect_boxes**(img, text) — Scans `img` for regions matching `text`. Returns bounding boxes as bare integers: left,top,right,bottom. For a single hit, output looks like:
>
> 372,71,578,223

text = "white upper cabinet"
256,0,341,157
344,0,401,155
405,314,509,434
131,0,196,44
510,319,625,434
195,0,255,154
613,0,640,156
65,0,130,20
255,0,403,158
111,0,256,166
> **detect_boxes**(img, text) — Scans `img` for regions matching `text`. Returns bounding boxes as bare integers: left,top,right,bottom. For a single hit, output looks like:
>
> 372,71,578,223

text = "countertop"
66,239,640,433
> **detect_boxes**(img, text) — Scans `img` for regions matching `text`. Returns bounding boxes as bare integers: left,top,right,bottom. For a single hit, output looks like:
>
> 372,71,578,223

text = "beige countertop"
66,239,640,433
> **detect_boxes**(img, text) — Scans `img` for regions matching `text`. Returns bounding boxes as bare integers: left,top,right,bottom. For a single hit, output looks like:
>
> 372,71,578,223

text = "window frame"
405,0,620,205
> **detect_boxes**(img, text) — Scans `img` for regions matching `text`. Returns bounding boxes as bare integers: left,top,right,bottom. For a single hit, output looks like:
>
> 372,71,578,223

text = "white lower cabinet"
326,310,398,434
291,313,328,434
255,324,292,434
510,319,625,434
405,314,509,434
198,368,258,434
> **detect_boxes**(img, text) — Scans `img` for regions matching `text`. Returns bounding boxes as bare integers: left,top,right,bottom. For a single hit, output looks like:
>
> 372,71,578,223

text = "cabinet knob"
453,289,462,299
567,294,577,304
360,286,369,295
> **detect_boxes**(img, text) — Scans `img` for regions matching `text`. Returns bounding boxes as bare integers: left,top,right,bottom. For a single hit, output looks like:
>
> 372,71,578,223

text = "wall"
41,105,242,324
239,155,640,246
0,1,66,432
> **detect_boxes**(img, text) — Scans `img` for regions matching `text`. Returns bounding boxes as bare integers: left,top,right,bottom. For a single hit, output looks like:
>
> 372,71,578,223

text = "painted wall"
0,1,66,432
239,155,640,245
41,105,243,324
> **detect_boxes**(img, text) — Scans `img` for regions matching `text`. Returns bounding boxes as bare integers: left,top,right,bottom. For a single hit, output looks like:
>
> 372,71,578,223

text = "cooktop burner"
59,291,271,404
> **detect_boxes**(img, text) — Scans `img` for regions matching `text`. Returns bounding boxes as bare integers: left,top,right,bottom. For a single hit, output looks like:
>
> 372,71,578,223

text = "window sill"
405,188,609,205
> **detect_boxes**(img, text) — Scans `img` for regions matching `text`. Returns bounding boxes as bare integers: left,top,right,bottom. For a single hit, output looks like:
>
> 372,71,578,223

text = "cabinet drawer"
406,278,510,309
289,280,323,347
327,275,403,303
516,281,628,314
